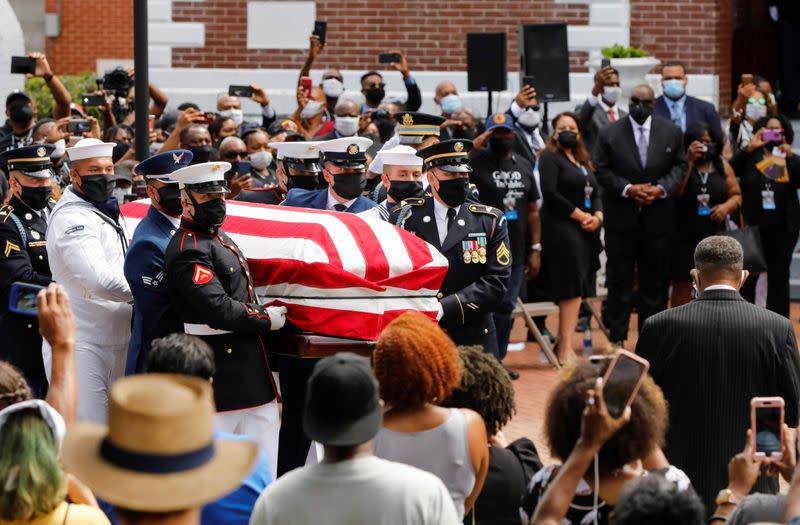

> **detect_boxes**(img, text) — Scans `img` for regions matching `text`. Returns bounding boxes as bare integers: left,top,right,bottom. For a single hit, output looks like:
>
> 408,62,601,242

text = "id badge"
762,190,776,210
584,184,593,210
504,209,519,221
696,193,711,216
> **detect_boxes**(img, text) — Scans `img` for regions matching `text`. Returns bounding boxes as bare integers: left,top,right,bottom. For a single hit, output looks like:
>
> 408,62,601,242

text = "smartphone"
237,160,252,177
200,112,215,125
10,56,36,75
313,20,328,45
378,52,402,64
148,114,155,133
522,75,536,89
762,129,784,142
80,93,106,107
602,350,650,418
300,76,313,100
741,73,754,86
228,85,253,98
8,282,45,316
67,119,92,134
751,397,784,461
601,57,611,69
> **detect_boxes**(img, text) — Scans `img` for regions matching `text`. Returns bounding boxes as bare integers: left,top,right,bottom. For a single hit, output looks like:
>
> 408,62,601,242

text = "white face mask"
300,100,324,120
517,108,541,129
602,86,622,105
745,103,767,122
219,108,244,126
50,138,66,159
334,116,360,137
113,188,130,203
322,78,345,98
250,150,273,171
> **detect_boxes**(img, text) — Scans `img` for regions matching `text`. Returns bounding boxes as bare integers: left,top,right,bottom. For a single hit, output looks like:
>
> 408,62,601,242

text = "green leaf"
25,71,103,121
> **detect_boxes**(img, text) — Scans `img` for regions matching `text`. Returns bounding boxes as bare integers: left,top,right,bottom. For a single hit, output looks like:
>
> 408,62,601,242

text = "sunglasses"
365,82,386,89
222,151,248,159
526,105,541,112
630,96,655,106
747,97,766,105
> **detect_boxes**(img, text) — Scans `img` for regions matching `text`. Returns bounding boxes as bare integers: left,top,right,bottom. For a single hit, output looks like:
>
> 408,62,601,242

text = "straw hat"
62,374,257,512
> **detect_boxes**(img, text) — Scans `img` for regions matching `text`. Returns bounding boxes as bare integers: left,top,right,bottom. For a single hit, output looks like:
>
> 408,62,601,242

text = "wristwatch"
43,73,53,83
530,243,542,252
714,488,741,506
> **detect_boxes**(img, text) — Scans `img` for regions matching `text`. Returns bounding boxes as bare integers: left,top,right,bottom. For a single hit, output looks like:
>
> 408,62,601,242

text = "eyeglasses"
630,96,655,107
222,150,248,159
365,82,386,89
747,97,766,105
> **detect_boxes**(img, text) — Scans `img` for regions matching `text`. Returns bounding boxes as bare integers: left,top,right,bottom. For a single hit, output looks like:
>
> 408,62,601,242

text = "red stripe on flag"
330,212,391,282
249,259,384,291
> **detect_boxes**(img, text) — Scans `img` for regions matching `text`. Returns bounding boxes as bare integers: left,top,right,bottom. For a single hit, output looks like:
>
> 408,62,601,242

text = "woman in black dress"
538,112,602,364
670,122,741,306
735,115,800,318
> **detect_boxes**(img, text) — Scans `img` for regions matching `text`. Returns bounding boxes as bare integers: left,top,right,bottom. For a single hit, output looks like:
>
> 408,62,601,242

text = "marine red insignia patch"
192,264,214,285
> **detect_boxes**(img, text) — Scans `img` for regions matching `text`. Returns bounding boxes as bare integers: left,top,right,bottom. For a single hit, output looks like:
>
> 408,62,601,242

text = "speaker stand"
487,91,493,116
542,101,550,135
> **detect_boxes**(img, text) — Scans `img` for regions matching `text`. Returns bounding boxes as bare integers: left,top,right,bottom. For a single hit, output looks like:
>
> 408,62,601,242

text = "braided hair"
0,361,33,410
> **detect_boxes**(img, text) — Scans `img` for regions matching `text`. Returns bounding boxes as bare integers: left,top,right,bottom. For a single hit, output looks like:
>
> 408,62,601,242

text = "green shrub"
24,72,103,120
601,44,650,59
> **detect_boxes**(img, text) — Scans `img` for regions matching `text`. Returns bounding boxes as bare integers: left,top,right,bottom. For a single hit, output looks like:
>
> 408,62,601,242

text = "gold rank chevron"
4,240,21,257
497,241,511,266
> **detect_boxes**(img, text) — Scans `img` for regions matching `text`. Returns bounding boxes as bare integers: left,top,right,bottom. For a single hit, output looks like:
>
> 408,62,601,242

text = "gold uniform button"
38,255,43,260
226,348,233,354
483,328,489,334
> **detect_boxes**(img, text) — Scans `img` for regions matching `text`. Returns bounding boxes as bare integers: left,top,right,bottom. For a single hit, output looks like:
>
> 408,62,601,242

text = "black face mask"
77,174,115,202
434,175,469,208
375,118,397,143
20,185,52,211
156,184,183,216
628,104,653,126
191,195,226,229
331,172,366,200
288,174,319,191
488,137,514,157
365,87,385,105
766,141,783,151
557,131,579,149
9,104,33,124
188,145,215,165
388,180,424,202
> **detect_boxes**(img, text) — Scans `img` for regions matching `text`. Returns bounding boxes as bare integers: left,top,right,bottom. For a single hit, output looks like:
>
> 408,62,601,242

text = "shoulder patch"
468,204,500,218
192,264,214,285
64,225,84,235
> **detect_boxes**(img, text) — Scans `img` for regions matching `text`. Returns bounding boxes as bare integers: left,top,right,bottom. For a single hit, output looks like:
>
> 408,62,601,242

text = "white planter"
586,56,661,100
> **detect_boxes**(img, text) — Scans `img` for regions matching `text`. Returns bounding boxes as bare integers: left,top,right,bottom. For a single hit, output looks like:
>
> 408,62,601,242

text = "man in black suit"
576,66,627,157
595,84,684,344
636,235,800,516
656,61,724,138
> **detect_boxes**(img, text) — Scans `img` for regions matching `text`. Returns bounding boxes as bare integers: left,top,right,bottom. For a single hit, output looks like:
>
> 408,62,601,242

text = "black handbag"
722,214,767,273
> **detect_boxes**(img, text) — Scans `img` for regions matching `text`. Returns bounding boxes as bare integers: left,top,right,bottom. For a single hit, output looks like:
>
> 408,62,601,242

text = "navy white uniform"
0,145,56,397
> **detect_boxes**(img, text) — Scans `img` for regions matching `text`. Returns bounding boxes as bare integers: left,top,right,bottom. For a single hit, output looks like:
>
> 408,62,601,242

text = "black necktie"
446,208,456,231
333,203,347,212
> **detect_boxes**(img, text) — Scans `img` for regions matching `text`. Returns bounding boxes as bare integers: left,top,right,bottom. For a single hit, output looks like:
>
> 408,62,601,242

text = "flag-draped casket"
120,200,449,342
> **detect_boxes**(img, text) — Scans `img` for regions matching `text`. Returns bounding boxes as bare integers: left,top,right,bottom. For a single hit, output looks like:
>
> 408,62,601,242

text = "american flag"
120,200,449,340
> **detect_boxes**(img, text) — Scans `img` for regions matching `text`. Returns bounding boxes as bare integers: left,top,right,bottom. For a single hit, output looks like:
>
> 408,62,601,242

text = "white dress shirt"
433,197,459,245
621,115,665,199
510,101,546,153
326,190,357,211
703,284,737,291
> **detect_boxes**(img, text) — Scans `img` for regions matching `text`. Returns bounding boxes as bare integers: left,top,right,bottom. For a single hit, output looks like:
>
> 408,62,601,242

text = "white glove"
436,302,444,321
267,306,288,330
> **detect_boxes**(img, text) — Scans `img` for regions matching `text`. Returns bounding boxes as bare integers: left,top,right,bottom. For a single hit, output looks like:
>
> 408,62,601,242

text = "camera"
98,67,132,98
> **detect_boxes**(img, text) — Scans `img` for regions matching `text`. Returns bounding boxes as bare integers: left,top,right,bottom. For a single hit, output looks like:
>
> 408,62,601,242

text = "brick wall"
44,0,133,74
630,0,732,107
172,0,590,72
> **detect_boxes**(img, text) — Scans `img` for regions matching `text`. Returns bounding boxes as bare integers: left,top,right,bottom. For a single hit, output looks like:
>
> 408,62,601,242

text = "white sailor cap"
170,161,231,193
269,141,322,161
66,138,116,161
379,145,423,168
317,136,373,166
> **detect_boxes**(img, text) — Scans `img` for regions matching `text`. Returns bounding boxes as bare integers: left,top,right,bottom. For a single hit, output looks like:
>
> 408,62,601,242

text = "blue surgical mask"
663,79,686,100
440,94,462,114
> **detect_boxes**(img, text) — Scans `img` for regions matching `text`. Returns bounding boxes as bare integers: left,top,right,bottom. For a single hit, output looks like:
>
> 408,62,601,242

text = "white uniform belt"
184,323,233,336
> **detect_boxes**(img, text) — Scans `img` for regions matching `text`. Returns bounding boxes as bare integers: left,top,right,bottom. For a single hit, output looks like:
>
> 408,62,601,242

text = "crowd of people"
1,20,800,524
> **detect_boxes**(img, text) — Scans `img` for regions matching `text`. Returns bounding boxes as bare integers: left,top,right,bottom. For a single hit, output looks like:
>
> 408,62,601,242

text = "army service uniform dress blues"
164,161,285,478
396,139,511,357
123,150,193,375
281,137,376,213
0,144,56,398
45,138,132,423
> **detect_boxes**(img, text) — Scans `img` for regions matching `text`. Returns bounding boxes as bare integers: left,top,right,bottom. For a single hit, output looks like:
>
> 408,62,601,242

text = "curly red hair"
373,312,461,409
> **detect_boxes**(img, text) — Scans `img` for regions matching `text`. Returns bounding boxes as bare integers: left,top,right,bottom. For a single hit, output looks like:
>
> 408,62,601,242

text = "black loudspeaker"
519,23,570,102
467,32,507,92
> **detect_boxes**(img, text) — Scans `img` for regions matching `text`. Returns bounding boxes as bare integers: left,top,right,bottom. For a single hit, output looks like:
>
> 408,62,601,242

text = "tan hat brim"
62,423,258,513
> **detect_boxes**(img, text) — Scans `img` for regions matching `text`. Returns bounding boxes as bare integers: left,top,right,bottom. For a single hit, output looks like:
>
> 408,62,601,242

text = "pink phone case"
751,397,785,462
602,349,650,414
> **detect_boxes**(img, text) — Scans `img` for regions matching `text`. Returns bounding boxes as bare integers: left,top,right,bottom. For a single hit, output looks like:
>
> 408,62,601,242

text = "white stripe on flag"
359,215,413,278
228,234,330,264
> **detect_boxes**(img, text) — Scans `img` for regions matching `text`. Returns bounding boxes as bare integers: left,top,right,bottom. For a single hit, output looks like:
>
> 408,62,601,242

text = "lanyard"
698,171,710,193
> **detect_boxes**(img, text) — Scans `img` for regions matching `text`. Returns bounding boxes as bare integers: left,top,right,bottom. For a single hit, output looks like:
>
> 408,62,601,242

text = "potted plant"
586,44,661,98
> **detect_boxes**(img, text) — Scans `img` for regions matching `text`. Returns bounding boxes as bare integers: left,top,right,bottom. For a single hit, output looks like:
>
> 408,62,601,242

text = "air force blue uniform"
281,187,376,213
123,150,192,374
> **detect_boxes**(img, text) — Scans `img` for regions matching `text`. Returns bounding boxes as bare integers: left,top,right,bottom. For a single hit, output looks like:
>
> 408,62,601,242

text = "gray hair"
694,236,743,272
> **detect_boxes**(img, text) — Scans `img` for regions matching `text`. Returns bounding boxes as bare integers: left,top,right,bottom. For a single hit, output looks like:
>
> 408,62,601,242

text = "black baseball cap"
302,353,382,447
